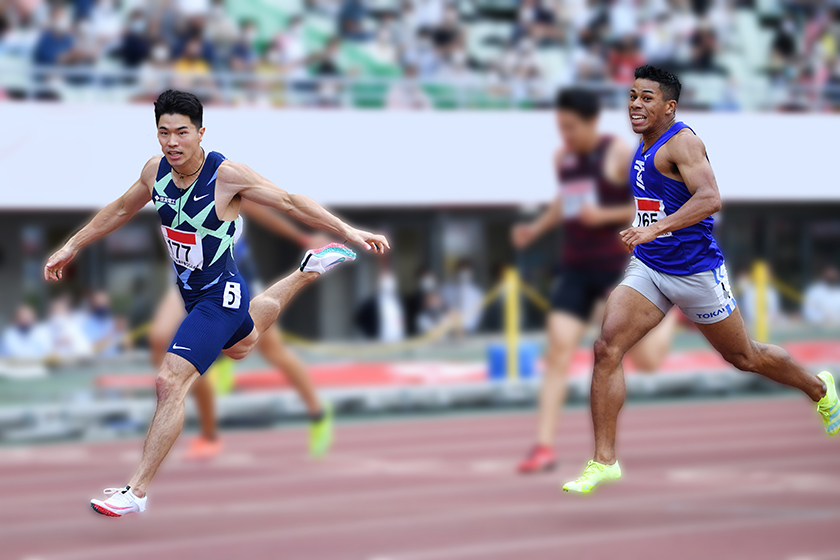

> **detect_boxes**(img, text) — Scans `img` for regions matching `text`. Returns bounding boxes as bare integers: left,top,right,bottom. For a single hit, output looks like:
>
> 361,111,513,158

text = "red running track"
1,396,838,560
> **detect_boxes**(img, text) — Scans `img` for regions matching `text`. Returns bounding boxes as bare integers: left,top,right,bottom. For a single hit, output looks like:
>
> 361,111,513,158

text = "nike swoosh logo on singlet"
193,194,209,202
172,344,191,351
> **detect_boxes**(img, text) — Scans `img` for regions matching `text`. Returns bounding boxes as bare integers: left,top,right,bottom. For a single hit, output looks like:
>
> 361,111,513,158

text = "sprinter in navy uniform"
45,90,389,516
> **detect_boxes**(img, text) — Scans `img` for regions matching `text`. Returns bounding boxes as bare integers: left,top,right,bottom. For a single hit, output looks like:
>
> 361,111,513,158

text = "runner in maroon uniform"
512,88,677,473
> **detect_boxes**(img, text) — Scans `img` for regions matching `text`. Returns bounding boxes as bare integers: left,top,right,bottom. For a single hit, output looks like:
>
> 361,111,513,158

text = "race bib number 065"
161,226,204,270
633,198,672,238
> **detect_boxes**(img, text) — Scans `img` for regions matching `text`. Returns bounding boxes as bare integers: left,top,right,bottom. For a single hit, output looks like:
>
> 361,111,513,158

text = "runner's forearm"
281,193,352,239
66,199,136,252
649,189,720,237
531,199,562,237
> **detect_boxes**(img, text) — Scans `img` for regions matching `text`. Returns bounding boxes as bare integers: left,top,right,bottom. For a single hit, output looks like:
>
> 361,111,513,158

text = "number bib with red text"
633,198,672,238
161,226,205,270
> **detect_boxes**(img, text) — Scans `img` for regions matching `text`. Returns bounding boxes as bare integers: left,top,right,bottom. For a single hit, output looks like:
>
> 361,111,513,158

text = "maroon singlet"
557,136,632,273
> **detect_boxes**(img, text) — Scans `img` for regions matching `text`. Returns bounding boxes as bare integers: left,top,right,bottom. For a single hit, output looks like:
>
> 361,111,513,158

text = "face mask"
16,324,33,335
130,19,147,34
243,29,257,43
458,269,473,284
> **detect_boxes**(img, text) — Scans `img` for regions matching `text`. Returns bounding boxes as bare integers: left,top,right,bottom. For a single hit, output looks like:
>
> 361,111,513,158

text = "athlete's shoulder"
140,155,165,184
665,128,707,162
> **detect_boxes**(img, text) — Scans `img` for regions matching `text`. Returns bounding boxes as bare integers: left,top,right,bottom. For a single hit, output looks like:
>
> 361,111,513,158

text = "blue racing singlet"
153,151,241,291
629,122,724,276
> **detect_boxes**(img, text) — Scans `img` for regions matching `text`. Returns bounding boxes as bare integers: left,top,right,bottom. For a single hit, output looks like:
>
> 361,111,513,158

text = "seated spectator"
688,22,724,74
386,63,432,109
417,290,448,334
137,40,174,100
803,266,840,325
172,34,216,99
229,20,258,73
77,291,127,357
45,296,93,361
430,5,462,58
338,0,371,42
442,259,483,335
111,9,152,70
734,268,782,327
513,0,563,47
608,34,644,83
33,3,84,67
0,305,51,361
405,266,439,334
355,266,407,341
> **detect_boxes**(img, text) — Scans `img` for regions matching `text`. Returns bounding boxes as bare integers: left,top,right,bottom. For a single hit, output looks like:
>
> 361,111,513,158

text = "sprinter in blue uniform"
44,90,389,516
562,66,839,494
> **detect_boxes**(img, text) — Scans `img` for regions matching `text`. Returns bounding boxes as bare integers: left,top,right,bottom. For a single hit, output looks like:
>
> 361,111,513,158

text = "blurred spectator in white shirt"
735,269,782,326
442,259,483,335
77,291,126,357
46,296,93,361
355,267,407,342
803,266,840,325
0,305,51,360
386,63,431,108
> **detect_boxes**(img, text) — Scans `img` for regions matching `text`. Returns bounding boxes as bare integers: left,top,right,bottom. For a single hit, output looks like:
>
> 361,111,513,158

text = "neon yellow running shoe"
309,402,334,459
207,356,236,395
562,460,622,494
817,371,840,436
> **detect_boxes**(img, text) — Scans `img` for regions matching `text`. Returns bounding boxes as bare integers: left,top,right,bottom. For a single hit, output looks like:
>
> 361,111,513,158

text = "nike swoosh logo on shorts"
193,194,209,202
173,344,191,351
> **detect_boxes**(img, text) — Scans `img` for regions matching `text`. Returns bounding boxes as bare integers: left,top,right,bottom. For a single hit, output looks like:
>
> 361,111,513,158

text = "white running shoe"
90,486,147,517
300,243,356,275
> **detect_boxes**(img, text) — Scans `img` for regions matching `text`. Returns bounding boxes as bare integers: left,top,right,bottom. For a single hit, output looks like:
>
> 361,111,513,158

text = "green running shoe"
817,371,840,436
562,460,622,494
309,402,334,459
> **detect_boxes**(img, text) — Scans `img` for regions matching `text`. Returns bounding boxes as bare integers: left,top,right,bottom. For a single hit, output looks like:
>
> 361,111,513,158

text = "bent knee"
722,344,758,372
223,341,254,361
593,336,623,365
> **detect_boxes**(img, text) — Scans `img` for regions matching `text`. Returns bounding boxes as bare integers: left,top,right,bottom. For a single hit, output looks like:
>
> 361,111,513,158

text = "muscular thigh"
600,286,667,353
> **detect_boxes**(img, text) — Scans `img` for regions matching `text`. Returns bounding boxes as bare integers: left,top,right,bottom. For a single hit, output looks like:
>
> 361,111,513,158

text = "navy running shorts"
168,272,254,374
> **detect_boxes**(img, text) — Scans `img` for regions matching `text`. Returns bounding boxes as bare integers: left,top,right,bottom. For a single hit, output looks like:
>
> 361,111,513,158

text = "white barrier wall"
0,103,835,209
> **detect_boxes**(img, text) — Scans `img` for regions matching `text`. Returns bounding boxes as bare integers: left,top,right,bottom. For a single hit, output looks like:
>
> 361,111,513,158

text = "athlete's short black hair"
634,65,681,103
154,90,203,129
554,87,600,120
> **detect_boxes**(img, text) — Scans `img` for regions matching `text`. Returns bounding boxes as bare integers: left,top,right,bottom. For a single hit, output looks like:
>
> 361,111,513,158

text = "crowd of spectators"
0,291,130,363
355,259,485,342
0,0,836,108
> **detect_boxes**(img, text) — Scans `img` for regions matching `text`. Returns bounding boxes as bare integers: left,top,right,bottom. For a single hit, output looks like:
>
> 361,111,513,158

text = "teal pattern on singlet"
153,150,240,291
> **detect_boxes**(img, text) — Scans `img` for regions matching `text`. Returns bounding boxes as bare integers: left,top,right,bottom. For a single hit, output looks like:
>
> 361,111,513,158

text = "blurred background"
1,0,840,559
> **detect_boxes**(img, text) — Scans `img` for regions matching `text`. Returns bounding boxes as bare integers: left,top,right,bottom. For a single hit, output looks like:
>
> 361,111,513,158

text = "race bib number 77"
633,198,672,238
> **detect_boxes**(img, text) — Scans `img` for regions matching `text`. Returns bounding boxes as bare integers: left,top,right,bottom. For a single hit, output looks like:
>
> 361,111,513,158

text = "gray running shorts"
619,257,737,324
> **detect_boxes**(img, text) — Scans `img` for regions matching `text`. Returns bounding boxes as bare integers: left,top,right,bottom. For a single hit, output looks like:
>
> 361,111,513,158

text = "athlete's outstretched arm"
218,161,389,253
620,132,721,252
240,199,311,247
44,158,157,281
